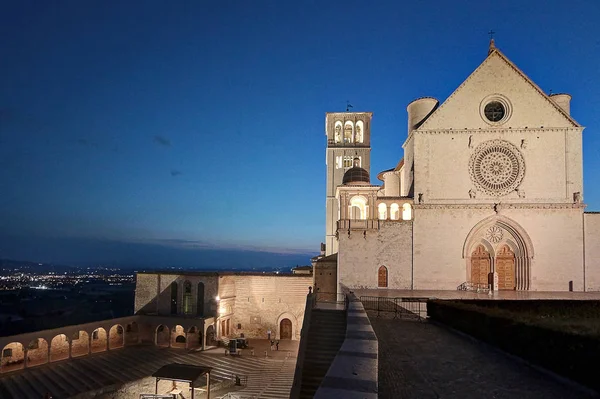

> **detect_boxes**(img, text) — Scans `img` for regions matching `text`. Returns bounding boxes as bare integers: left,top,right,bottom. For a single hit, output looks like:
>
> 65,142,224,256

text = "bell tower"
324,112,373,255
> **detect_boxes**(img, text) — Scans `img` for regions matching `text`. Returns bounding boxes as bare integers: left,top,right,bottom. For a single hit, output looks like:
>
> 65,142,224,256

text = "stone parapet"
314,293,378,398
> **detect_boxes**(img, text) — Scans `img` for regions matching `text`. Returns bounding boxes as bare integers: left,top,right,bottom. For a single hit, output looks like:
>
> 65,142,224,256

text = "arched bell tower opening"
464,215,534,290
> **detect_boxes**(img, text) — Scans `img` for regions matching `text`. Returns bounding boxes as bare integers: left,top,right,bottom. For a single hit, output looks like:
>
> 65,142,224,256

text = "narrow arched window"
355,120,364,143
197,282,205,317
378,266,388,288
344,121,353,143
183,281,193,314
170,282,178,315
334,121,343,143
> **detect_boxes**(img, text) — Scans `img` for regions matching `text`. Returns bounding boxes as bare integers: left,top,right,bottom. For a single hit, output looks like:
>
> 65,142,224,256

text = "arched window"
183,280,193,314
378,266,388,288
334,121,342,143
390,203,400,220
378,203,387,220
197,282,205,317
349,196,367,220
170,282,178,315
355,120,364,143
402,203,412,220
344,121,353,143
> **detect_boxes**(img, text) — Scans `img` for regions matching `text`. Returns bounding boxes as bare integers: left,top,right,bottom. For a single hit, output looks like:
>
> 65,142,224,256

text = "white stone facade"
325,42,600,292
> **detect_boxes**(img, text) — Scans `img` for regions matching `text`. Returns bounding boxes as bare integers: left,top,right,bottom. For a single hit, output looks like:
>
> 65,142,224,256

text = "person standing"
267,329,271,341
276,340,279,351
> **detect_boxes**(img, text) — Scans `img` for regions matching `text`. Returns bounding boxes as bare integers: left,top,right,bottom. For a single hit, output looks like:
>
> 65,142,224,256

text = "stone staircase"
297,309,347,398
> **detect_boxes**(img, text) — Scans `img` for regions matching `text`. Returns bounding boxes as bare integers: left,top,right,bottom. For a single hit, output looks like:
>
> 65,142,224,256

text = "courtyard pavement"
0,339,299,399
368,311,599,399
356,289,600,300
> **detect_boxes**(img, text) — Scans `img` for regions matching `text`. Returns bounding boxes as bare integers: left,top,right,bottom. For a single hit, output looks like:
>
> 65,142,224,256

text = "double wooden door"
280,319,292,340
496,245,515,290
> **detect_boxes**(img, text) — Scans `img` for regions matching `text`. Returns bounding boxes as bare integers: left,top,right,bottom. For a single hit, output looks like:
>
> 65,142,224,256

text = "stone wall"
338,221,413,290
314,261,337,295
230,275,312,340
585,213,600,291
134,273,159,314
413,207,585,291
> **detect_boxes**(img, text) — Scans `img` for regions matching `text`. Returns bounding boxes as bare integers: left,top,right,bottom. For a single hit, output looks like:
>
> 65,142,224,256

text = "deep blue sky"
1,1,599,268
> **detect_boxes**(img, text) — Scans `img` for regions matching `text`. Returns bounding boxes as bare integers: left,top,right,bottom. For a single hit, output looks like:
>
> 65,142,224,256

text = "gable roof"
418,41,580,130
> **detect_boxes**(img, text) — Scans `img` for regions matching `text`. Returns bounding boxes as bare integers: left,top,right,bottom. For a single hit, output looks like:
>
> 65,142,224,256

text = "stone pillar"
88,334,92,355
23,349,28,368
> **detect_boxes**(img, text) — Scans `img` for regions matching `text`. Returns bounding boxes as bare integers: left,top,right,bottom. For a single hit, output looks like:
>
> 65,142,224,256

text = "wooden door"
496,245,515,290
378,266,388,288
280,319,292,340
470,245,491,286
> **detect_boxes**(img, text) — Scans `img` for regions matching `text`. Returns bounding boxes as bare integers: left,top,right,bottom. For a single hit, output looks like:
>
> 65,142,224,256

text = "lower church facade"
315,42,600,293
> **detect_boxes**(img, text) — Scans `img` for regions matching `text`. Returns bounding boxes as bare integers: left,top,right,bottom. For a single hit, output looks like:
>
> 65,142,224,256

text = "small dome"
343,167,370,185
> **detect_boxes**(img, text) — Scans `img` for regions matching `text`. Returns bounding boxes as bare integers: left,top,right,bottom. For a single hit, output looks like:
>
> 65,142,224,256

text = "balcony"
337,219,380,231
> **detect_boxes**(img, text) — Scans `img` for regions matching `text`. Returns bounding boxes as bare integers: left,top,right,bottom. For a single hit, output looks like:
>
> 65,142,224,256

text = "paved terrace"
369,312,599,399
0,339,298,399
355,289,600,300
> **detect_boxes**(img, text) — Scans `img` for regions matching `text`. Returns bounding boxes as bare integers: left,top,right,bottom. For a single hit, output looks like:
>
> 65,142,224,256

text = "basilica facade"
316,41,600,293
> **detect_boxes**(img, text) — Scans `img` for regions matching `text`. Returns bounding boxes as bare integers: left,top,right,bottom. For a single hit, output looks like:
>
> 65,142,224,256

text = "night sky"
1,1,599,268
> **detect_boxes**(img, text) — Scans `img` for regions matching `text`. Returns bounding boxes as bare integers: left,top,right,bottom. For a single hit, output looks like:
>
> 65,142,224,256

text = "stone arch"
109,324,124,350
171,325,186,348
71,331,89,357
91,327,108,353
156,325,170,347
334,120,343,143
463,215,534,290
187,326,202,350
390,203,400,220
355,120,364,143
276,313,298,340
378,203,387,220
125,322,140,345
50,334,70,362
402,203,412,220
349,195,368,220
25,338,48,367
1,342,25,372
343,121,354,143
205,325,216,347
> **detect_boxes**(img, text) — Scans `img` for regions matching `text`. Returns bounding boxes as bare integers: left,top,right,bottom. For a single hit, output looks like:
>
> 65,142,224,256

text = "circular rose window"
469,140,525,196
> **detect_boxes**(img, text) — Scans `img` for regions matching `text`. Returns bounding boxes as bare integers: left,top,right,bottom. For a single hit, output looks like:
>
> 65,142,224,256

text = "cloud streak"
170,169,183,177
153,135,171,147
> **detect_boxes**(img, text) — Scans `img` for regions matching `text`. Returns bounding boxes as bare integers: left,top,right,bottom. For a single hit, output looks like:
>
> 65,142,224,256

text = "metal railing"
360,296,427,320
313,292,349,310
457,282,491,293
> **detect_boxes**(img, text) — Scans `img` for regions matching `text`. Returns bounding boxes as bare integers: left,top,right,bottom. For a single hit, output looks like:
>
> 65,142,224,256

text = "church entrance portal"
470,245,490,286
280,319,292,340
496,245,516,290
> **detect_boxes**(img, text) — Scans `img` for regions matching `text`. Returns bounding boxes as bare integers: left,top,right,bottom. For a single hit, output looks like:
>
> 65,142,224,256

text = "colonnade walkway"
369,312,599,399
0,339,299,399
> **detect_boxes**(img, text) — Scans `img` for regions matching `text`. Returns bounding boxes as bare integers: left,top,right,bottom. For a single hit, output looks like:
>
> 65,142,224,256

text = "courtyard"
368,311,599,399
0,339,298,398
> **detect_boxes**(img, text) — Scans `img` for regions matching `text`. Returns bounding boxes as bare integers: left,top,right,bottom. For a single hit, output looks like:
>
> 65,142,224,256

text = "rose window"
485,226,503,243
469,140,525,196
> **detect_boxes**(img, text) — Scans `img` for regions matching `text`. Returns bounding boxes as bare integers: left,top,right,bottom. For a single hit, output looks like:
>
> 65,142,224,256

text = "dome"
343,166,370,185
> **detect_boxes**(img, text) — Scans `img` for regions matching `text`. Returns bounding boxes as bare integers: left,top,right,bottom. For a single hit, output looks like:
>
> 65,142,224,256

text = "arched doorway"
156,325,170,347
378,266,388,288
496,245,516,290
470,245,491,286
280,319,292,340
205,325,216,347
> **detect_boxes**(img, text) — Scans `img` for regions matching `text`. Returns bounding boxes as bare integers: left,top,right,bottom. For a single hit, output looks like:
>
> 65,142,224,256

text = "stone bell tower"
324,112,373,255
